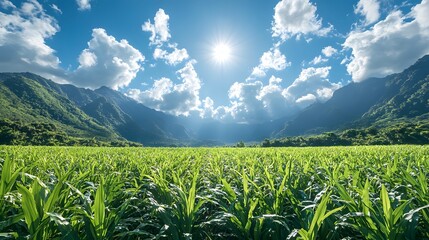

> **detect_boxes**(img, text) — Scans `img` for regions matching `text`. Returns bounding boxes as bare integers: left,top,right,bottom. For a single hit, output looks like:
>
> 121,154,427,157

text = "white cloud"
230,0,337,122
71,28,144,90
296,93,316,104
134,9,201,116
50,4,62,14
272,0,332,40
283,66,341,107
322,46,337,57
127,60,202,116
1,0,15,9
309,55,328,65
78,49,97,67
133,77,173,101
0,0,65,82
344,0,429,82
257,76,291,117
142,9,171,46
309,46,337,65
76,0,91,11
213,64,342,123
249,67,266,79
355,0,380,25
249,48,290,79
413,0,429,30
259,48,289,70
153,47,189,65
316,87,336,101
226,81,268,122
217,67,342,122
199,100,235,121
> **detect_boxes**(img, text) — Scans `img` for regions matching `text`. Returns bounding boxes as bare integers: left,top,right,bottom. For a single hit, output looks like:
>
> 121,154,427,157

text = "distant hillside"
0,73,192,145
0,73,116,139
278,55,429,136
2,54,429,146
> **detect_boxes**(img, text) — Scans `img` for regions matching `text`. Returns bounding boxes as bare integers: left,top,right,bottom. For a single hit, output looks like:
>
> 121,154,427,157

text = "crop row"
0,146,428,239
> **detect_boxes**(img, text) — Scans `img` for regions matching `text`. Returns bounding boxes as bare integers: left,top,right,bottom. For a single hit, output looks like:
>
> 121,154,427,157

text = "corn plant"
0,154,24,235
17,172,73,239
293,192,344,240
0,145,428,239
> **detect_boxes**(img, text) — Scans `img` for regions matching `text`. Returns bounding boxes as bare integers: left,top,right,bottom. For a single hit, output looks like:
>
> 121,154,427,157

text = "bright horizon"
0,0,428,123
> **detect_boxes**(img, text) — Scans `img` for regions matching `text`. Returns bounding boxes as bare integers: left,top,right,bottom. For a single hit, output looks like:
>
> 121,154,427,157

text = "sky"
1,0,428,123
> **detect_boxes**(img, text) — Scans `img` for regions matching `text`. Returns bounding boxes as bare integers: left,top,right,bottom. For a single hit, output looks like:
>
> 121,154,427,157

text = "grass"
0,145,428,239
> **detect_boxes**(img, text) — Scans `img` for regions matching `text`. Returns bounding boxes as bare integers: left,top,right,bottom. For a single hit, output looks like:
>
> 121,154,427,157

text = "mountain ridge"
1,54,428,145
0,72,192,145
278,54,429,137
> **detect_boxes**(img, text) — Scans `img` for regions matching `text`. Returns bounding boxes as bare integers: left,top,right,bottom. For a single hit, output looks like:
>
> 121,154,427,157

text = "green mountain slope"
2,53,429,146
0,72,192,145
279,55,429,136
361,55,429,123
0,73,116,139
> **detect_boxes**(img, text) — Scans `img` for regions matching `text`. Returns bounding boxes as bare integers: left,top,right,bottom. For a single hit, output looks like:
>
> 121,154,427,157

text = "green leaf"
0,155,22,199
392,200,410,224
221,178,236,200
44,180,64,215
380,185,392,226
93,178,105,238
17,184,40,234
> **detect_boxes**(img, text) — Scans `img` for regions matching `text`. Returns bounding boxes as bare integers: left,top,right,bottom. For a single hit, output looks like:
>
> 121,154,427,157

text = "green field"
0,146,428,239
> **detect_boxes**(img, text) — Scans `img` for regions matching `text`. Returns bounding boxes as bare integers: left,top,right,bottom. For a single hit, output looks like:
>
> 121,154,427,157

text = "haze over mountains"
1,55,428,146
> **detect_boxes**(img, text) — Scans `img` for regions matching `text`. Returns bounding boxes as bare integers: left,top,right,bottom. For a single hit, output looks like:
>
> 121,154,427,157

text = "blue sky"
0,0,428,123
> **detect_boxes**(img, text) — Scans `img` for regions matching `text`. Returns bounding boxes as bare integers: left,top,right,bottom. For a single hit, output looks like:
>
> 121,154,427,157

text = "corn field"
0,145,428,239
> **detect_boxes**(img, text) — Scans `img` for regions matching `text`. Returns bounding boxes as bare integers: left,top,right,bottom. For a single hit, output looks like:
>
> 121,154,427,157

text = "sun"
212,43,231,64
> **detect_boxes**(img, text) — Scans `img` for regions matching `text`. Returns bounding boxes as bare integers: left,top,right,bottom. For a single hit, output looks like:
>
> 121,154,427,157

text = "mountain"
279,55,429,136
2,54,428,146
0,73,116,139
0,72,192,145
0,72,281,145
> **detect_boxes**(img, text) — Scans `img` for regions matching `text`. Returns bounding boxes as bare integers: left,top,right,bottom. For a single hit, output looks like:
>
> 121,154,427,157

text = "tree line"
0,119,141,147
261,121,429,147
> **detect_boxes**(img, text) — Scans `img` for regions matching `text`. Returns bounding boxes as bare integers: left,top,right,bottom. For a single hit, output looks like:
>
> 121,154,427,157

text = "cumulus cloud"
249,48,290,79
344,0,429,81
215,68,341,123
272,0,332,40
283,66,341,106
134,9,202,116
153,47,189,65
322,46,337,57
127,60,202,116
78,49,97,67
71,28,144,90
142,9,171,46
226,81,268,122
76,0,90,11
257,76,291,117
224,0,337,122
0,0,65,82
200,97,216,118
354,0,380,25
